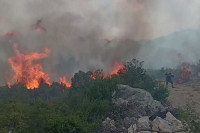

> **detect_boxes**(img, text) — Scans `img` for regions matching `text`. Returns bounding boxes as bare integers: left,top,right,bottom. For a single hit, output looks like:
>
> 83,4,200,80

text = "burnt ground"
168,79,200,114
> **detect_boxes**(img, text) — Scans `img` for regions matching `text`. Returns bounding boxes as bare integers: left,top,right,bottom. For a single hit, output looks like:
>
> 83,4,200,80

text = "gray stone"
165,112,183,130
152,116,174,133
137,116,151,130
112,85,166,117
114,98,128,106
138,132,152,133
128,124,137,133
102,117,117,132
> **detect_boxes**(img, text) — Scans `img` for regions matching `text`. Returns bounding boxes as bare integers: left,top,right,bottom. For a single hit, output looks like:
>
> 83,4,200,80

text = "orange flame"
59,76,72,88
7,42,51,89
178,64,192,83
110,61,126,76
178,54,192,83
7,81,12,88
90,74,97,80
90,61,126,80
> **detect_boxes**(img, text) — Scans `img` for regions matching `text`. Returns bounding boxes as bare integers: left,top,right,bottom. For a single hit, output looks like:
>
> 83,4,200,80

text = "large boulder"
112,85,166,118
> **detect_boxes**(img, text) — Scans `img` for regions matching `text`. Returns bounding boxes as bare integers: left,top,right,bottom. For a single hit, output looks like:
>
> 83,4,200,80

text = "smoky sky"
0,0,200,84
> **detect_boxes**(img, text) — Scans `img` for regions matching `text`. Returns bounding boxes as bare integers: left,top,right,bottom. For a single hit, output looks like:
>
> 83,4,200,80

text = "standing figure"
165,72,175,88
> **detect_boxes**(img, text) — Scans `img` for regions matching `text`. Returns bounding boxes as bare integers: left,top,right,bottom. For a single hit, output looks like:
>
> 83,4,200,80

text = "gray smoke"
0,0,200,84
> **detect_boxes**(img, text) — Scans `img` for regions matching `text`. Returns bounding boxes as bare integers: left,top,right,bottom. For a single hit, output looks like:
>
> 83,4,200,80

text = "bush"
120,59,169,102
178,105,200,133
150,84,169,103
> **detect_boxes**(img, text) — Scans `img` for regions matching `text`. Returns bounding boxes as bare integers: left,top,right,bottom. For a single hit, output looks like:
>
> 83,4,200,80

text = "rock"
137,131,152,133
128,124,137,133
165,112,183,130
152,116,174,133
122,117,137,128
97,85,186,133
114,98,128,106
112,85,166,118
102,117,117,133
137,116,151,131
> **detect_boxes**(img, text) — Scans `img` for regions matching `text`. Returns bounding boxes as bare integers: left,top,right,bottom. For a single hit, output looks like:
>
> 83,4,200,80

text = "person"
165,72,175,88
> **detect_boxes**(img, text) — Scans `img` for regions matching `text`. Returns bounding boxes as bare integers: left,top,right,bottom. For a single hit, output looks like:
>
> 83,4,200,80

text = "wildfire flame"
90,69,104,80
178,64,192,83
59,76,72,88
178,53,192,83
90,73,97,80
7,42,52,89
110,61,126,76
6,42,125,89
90,61,126,80
7,81,12,89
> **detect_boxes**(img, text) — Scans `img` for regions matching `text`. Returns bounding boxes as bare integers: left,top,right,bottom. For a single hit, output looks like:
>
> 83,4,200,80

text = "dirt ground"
168,79,200,114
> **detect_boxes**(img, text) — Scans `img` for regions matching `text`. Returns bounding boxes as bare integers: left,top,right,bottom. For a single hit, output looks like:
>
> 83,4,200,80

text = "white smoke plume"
0,0,200,84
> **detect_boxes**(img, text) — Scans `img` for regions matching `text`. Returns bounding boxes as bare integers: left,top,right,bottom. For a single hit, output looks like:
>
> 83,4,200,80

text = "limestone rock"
137,131,152,133
128,124,137,133
112,85,166,118
165,112,183,130
152,116,173,133
137,116,151,131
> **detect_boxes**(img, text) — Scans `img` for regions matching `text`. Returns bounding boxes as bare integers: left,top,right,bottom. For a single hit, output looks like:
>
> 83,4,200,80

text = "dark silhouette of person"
165,72,175,88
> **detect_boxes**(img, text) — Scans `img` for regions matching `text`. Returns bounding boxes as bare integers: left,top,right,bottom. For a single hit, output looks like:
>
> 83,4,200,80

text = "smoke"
137,29,200,69
136,0,200,69
0,0,200,84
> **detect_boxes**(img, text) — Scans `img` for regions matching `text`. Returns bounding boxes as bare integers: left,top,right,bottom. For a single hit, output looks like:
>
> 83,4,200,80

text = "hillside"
137,29,200,68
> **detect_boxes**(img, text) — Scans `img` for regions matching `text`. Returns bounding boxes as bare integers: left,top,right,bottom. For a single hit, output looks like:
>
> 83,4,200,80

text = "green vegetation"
178,105,200,133
121,59,168,102
0,59,168,132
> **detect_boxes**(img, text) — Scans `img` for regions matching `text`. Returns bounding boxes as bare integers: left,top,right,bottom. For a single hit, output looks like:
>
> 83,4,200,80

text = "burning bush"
7,42,52,89
178,63,192,83
7,42,72,90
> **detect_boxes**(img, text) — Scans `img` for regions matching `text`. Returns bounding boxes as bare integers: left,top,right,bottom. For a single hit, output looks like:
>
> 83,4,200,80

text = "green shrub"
120,59,169,102
178,105,200,133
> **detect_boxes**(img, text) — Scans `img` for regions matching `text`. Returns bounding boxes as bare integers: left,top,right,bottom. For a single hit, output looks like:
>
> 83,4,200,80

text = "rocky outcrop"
101,113,184,133
112,85,166,118
98,85,185,133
